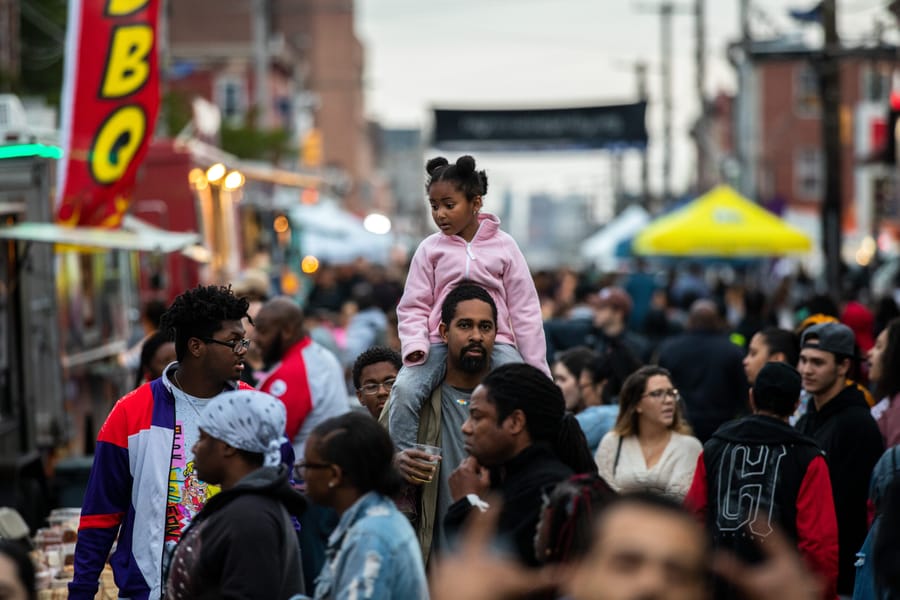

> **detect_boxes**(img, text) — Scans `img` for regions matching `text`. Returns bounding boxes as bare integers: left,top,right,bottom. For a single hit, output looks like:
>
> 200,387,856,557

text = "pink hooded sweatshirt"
397,212,550,376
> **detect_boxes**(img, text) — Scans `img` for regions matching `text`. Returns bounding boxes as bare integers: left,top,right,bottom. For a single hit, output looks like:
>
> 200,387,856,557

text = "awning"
0,216,201,253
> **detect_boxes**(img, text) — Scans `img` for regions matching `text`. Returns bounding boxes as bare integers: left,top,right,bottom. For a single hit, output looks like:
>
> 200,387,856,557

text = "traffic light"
886,88,900,165
301,128,322,168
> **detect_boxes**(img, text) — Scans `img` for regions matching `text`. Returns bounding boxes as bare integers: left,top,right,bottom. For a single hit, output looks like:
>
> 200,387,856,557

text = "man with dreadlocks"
70,285,259,600
446,362,597,567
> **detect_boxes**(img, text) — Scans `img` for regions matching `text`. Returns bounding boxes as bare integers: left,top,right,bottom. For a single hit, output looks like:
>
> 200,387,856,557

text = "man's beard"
458,344,489,374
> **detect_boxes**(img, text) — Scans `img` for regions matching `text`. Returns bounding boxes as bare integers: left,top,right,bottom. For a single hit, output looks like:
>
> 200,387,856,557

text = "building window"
794,148,823,200
794,65,820,117
863,66,891,103
214,75,247,122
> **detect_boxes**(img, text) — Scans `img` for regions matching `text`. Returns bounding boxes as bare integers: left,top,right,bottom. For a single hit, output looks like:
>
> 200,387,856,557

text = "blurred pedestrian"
391,154,549,458
341,282,388,379
586,286,651,363
118,298,168,372
743,327,799,386
232,268,272,387
0,539,35,600
868,317,900,446
595,366,701,501
567,492,711,600
657,299,749,443
134,330,177,389
165,390,305,600
871,478,900,599
576,352,635,455
733,288,770,350
252,297,349,587
853,445,900,600
302,412,428,599
551,346,596,413
253,296,349,459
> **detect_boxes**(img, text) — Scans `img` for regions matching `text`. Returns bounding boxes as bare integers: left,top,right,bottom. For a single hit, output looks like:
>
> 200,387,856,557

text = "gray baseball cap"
800,322,857,358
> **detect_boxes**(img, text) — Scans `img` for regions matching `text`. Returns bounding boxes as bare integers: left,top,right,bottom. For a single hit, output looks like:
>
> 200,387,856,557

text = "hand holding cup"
396,443,442,485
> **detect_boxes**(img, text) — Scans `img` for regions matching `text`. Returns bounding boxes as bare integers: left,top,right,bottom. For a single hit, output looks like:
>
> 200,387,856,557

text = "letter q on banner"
55,0,160,227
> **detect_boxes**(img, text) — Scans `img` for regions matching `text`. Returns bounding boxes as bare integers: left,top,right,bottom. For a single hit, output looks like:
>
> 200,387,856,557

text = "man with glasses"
351,346,401,419
252,296,348,461
70,285,258,600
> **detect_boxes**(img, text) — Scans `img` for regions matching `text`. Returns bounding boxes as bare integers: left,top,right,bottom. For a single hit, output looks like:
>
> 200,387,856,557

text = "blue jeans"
387,342,523,449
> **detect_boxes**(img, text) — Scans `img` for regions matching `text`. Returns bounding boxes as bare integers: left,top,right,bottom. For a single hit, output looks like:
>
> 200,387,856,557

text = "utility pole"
636,61,651,209
818,0,843,296
253,0,270,128
660,2,674,205
636,2,692,208
736,0,755,200
694,0,712,192
156,0,169,136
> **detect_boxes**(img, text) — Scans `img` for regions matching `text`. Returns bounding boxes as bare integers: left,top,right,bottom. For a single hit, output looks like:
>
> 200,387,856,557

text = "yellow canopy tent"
632,185,812,257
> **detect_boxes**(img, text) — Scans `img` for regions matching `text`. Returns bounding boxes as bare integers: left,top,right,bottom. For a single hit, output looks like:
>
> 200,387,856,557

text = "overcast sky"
355,0,890,215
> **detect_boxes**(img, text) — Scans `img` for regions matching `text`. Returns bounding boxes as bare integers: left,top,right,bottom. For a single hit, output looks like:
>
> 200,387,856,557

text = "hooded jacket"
795,383,884,595
396,212,549,376
166,465,306,600
685,415,838,599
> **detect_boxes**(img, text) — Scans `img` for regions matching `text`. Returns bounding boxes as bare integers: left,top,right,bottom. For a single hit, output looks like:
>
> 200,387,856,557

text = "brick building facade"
166,0,376,212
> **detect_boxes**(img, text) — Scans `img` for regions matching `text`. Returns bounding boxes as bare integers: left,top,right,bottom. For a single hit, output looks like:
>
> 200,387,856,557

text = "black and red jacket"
685,414,838,599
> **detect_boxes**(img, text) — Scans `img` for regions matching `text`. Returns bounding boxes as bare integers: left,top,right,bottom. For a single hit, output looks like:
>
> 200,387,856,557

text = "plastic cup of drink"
413,443,441,464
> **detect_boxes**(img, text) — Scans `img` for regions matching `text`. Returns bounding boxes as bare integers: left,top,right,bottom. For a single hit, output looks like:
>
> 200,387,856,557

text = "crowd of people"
3,154,899,600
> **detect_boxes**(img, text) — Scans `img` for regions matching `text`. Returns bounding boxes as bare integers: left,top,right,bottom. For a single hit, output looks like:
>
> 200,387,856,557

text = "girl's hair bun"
455,155,476,175
426,156,449,175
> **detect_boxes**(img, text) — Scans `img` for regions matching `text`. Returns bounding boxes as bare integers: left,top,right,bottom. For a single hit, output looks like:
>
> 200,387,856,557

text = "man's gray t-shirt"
432,382,472,552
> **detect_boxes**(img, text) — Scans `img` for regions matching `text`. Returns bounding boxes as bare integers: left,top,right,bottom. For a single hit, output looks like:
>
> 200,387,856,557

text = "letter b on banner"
102,25,153,98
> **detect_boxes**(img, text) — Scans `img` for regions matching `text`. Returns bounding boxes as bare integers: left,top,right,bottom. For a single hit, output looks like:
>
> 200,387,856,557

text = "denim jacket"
852,446,900,600
575,404,619,454
313,492,429,600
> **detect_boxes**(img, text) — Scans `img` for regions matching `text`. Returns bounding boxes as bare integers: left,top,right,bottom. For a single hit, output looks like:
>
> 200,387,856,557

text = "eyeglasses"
643,388,680,401
358,378,396,396
202,337,251,354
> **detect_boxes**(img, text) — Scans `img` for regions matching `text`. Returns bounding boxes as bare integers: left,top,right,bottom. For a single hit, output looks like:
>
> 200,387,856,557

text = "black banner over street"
432,102,648,150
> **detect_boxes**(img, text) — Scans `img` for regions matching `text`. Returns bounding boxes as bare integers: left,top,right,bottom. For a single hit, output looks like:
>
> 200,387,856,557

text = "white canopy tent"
580,204,650,268
289,200,396,265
